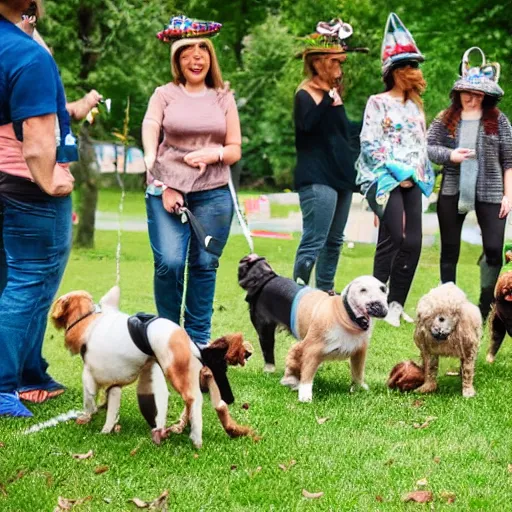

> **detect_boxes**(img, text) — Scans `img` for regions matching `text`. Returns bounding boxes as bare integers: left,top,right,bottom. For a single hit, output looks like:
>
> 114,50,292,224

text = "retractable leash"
228,173,254,253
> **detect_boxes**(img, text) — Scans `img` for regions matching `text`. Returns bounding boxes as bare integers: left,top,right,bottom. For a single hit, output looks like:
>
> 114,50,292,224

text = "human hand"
399,180,413,188
373,214,379,228
499,195,512,219
45,164,74,197
184,148,220,171
71,90,103,121
450,148,473,163
17,15,36,36
162,188,184,214
329,88,342,106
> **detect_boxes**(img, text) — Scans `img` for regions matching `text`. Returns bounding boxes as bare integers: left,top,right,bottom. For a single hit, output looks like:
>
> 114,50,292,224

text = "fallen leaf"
72,450,93,460
241,403,249,410
130,447,139,457
193,453,199,459
43,472,54,487
150,490,168,509
54,495,92,511
315,416,330,425
302,489,324,499
94,465,109,475
114,424,121,433
440,491,456,504
376,495,384,502
384,458,394,466
8,470,26,483
278,460,297,471
508,464,512,473
0,484,6,497
402,491,433,503
433,456,441,464
278,464,287,471
416,478,428,487
412,399,424,408
103,498,112,504
130,497,149,508
289,460,297,467
255,466,262,472
445,370,459,376
0,442,4,448
413,416,437,429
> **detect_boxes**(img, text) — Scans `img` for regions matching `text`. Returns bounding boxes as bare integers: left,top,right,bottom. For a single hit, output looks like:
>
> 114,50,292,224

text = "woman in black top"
293,19,364,292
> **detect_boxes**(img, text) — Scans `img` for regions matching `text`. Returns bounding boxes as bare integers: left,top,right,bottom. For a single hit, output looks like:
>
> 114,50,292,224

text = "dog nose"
367,301,388,318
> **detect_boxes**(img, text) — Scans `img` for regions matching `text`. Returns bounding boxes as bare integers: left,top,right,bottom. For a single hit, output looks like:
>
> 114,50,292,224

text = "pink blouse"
143,83,238,193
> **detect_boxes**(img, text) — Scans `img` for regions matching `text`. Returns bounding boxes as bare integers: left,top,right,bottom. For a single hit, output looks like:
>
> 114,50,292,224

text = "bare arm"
142,119,161,171
22,114,74,196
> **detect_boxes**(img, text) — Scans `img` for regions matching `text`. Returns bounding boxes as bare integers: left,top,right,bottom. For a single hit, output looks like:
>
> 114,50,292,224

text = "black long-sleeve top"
293,89,361,192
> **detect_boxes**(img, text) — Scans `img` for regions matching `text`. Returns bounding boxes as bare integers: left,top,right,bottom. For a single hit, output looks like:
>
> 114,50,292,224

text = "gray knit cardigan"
427,111,512,203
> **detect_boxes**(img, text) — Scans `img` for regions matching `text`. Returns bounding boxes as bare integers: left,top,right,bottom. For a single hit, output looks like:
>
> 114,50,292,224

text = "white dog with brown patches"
50,286,252,448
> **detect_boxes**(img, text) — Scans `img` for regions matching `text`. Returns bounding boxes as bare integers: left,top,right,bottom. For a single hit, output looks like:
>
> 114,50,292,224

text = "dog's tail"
238,254,277,297
99,285,120,312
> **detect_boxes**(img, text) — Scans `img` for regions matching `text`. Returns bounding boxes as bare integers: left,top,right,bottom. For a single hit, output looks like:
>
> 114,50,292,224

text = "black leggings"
373,186,423,305
437,194,505,283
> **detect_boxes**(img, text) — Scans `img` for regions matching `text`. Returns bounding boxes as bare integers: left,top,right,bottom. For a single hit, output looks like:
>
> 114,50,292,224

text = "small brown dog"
413,283,482,397
387,361,425,391
487,247,512,363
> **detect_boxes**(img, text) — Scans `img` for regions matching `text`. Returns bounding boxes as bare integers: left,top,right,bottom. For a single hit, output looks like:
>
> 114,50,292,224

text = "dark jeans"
0,194,72,394
293,184,352,291
437,194,505,317
146,186,233,344
373,185,422,306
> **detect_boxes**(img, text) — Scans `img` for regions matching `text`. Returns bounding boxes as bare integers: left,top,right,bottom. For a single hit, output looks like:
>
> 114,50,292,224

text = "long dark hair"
441,91,499,136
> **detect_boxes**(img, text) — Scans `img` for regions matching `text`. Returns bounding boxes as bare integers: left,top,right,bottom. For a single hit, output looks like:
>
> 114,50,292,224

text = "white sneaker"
384,301,402,327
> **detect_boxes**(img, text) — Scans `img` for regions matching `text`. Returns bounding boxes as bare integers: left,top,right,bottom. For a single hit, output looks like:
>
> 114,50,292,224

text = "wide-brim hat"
298,18,369,58
157,15,221,43
451,46,503,98
381,13,424,76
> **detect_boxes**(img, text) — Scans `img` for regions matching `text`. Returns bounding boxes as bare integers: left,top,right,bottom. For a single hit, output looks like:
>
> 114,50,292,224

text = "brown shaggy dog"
487,255,512,363
413,283,482,397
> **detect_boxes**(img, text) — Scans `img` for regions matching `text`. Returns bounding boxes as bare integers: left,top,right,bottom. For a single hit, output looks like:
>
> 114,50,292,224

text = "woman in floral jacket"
356,13,434,327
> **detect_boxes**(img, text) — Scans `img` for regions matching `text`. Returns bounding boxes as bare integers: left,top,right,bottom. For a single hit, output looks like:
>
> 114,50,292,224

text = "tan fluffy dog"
414,283,482,397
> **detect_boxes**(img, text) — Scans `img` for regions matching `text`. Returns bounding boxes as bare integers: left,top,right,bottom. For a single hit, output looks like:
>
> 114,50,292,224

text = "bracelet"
218,147,224,163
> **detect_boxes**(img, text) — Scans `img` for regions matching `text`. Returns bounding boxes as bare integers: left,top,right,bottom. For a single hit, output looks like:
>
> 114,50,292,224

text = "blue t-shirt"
0,15,78,163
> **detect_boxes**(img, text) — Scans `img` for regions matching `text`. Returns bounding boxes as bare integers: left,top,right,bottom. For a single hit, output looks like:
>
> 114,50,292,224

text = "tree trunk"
73,125,98,248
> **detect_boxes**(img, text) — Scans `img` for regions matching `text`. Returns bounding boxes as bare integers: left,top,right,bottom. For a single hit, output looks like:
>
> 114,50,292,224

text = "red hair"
441,92,499,136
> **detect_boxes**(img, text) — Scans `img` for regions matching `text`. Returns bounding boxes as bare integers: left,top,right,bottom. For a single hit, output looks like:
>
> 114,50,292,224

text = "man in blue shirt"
0,0,75,417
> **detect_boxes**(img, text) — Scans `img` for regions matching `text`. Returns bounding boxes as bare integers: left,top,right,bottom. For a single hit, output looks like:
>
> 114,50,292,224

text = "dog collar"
342,286,369,331
66,307,99,333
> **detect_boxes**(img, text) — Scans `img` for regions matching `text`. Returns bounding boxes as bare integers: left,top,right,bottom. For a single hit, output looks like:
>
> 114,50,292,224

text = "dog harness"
127,313,237,404
127,313,159,356
290,286,314,339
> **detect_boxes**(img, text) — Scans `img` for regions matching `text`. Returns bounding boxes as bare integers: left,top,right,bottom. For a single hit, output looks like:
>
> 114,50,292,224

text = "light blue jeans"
293,184,352,290
145,186,233,344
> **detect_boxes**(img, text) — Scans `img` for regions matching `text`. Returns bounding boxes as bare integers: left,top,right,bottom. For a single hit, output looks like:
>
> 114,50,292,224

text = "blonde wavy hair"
171,38,224,90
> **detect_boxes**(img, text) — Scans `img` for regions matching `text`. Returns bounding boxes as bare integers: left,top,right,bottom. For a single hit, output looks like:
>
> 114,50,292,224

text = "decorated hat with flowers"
452,46,503,98
157,15,222,43
381,13,424,76
299,18,369,57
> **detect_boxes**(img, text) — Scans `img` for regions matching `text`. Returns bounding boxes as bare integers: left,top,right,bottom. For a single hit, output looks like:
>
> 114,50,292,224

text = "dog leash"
228,174,254,253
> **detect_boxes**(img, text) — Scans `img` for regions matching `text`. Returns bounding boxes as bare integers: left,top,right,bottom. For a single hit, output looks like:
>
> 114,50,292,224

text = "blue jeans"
293,184,352,290
0,194,72,394
146,186,233,344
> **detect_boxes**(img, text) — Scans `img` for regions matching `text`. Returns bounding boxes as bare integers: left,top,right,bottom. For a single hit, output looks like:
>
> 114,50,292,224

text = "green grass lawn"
1,228,511,511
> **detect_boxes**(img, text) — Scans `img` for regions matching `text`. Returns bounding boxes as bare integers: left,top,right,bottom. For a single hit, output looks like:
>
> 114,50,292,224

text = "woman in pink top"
142,16,242,345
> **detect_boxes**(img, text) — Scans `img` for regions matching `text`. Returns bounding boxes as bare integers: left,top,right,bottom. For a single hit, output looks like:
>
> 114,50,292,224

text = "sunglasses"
393,60,420,70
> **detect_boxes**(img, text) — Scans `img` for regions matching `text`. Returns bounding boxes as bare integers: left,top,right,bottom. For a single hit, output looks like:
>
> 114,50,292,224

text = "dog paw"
263,363,276,373
298,383,313,403
100,425,114,434
350,382,370,393
151,428,169,445
416,383,437,394
486,353,495,364
76,414,92,425
462,387,476,398
280,376,299,390
190,433,203,449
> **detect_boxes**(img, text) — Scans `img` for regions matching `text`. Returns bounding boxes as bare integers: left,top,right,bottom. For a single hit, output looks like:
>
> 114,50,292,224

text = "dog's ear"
50,296,70,330
224,333,249,366
208,336,229,351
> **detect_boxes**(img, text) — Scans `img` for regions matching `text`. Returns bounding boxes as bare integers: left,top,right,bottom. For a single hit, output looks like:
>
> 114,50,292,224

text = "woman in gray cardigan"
427,47,512,319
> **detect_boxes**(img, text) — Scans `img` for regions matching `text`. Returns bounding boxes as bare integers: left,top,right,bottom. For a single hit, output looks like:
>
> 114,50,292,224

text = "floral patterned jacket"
356,94,434,209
